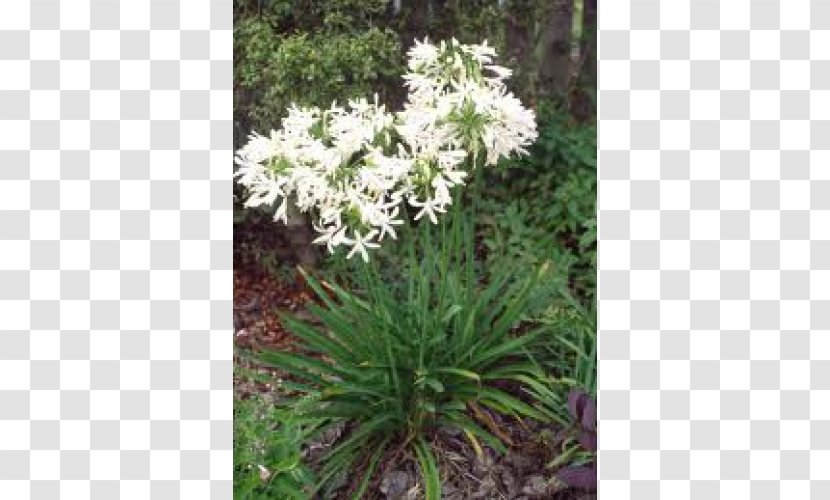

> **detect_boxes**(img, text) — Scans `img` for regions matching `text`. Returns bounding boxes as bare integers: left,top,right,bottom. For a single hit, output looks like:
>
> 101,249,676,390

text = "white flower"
313,225,348,254
436,149,467,170
344,229,381,262
407,38,440,72
485,64,513,80
462,40,497,65
273,198,290,224
233,38,537,261
376,206,404,241
327,96,394,158
409,197,444,225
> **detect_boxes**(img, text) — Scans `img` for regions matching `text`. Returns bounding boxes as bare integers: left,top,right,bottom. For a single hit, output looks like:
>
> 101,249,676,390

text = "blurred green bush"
233,0,596,143
235,21,403,137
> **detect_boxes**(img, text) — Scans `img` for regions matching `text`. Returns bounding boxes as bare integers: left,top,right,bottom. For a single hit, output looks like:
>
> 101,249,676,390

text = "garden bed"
233,258,595,500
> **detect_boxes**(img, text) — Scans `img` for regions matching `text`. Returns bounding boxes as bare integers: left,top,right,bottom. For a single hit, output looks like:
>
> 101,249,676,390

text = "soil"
233,253,595,500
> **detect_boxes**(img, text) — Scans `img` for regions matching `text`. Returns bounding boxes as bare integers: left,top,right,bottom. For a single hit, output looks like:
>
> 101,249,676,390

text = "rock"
302,422,345,463
380,470,413,499
521,475,552,498
402,486,421,500
319,422,346,446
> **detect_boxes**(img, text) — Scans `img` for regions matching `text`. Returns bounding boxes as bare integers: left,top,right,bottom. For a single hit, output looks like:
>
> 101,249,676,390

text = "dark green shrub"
235,21,403,135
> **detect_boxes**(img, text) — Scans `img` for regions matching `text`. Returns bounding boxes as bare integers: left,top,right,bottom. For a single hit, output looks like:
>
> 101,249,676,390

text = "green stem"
465,154,484,290
419,218,431,370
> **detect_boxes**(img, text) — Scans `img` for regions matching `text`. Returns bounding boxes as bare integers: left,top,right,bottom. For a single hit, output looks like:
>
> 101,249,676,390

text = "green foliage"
480,202,574,270
414,436,442,500
314,0,391,30
234,396,318,499
255,217,558,498
232,0,572,143
481,104,596,302
233,0,390,28
235,21,403,134
529,106,597,173
234,17,280,91
393,0,506,52
539,299,596,398
522,298,597,477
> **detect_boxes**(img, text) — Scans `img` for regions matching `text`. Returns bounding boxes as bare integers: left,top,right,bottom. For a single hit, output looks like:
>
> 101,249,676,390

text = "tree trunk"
505,5,535,103
582,0,597,90
569,0,596,120
538,0,574,99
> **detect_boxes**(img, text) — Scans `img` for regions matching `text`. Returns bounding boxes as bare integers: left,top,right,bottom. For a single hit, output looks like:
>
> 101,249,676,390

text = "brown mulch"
233,265,311,351
233,262,315,399
309,408,596,500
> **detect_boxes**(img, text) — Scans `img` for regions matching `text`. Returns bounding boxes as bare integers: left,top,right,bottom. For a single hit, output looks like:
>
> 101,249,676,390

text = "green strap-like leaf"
351,436,392,500
413,437,441,500
477,387,551,422
434,367,481,382
439,413,508,455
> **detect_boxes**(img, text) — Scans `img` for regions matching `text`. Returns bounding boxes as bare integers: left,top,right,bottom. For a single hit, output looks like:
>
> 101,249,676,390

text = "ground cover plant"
233,2,597,498
234,396,318,499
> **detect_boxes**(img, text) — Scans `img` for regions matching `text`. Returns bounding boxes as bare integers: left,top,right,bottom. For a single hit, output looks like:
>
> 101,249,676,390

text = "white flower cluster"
235,38,538,262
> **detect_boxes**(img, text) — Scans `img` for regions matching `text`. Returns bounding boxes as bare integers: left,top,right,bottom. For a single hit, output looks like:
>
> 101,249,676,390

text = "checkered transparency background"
0,1,232,498
3,0,829,498
599,0,830,498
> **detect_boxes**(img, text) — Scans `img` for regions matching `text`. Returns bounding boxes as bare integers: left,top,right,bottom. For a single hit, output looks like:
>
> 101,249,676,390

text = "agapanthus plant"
234,38,537,261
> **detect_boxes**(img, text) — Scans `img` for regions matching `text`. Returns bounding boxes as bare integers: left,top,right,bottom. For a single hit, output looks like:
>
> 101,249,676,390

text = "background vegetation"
233,1,597,498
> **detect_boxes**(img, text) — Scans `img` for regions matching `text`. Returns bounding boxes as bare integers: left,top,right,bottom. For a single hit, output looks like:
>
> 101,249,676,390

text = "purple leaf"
556,464,597,492
578,430,597,452
580,395,596,431
567,389,596,431
567,389,588,421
